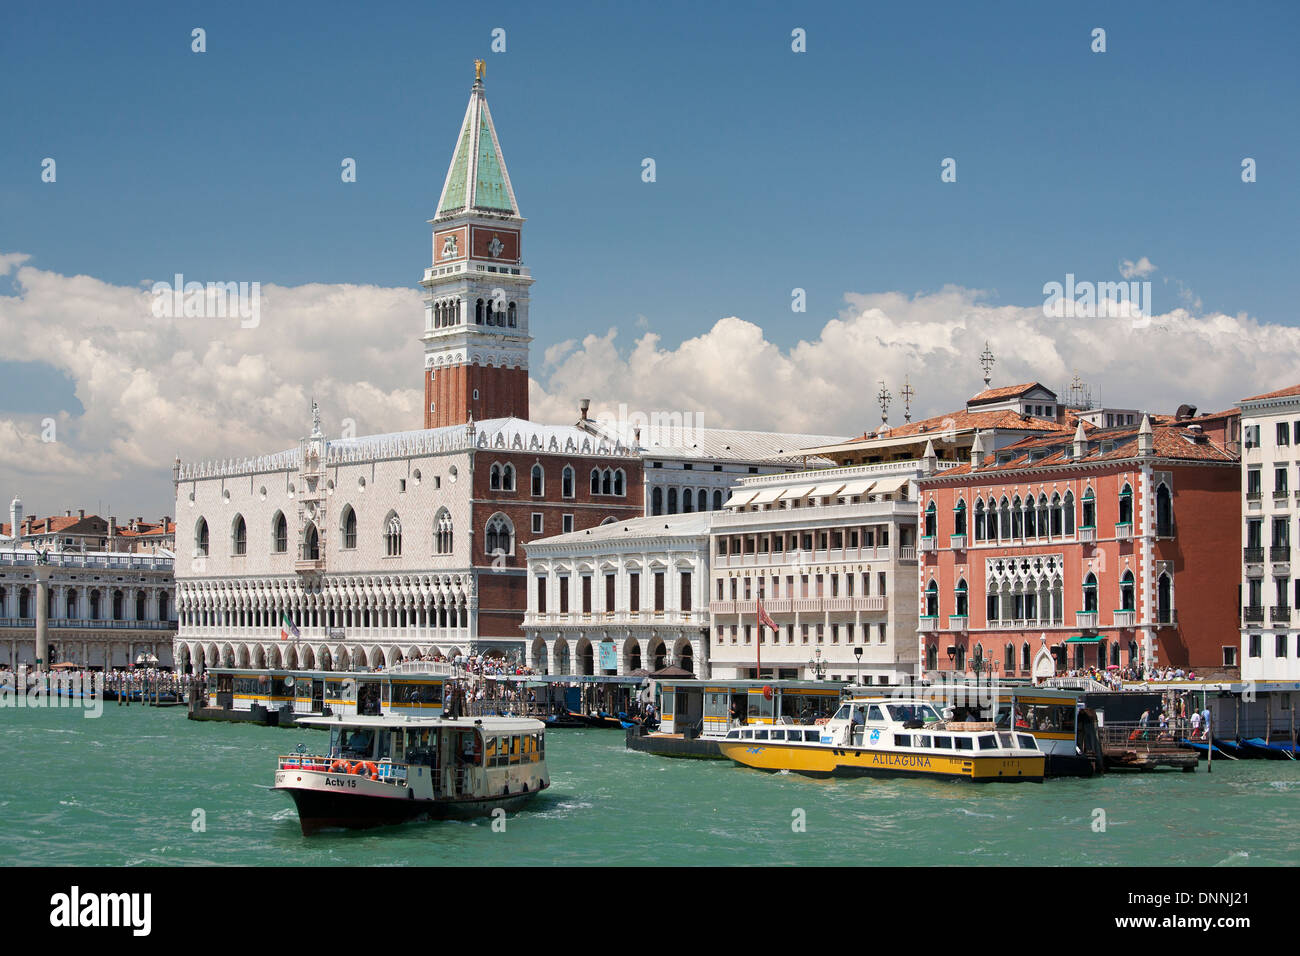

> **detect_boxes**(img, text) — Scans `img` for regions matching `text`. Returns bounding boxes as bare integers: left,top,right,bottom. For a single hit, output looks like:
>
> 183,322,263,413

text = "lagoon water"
1,705,1296,866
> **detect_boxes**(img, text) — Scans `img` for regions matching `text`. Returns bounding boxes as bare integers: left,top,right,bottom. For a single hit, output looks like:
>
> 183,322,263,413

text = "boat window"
954,736,974,750
932,735,952,749
329,726,341,755
741,729,753,739
727,729,739,739
484,736,499,766
978,734,999,750
804,730,821,742
894,733,911,747
866,705,885,721
1017,735,1038,751
833,705,851,721
769,730,786,741
392,681,443,705
754,730,769,740
914,735,930,748
887,703,944,724
998,732,1015,748
1019,703,1077,734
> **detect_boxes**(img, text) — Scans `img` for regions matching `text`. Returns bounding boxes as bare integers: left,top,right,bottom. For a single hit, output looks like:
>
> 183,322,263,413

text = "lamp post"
853,645,863,687
808,648,826,681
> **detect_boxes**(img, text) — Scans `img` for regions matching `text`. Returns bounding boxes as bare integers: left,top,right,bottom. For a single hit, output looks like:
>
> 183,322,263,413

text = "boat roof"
207,667,445,680
295,714,543,733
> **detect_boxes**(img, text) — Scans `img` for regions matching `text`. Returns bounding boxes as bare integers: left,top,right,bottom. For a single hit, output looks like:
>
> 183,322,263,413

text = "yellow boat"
716,697,1045,783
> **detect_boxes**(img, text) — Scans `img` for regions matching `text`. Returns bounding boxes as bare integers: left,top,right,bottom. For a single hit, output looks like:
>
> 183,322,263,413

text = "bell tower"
422,60,533,429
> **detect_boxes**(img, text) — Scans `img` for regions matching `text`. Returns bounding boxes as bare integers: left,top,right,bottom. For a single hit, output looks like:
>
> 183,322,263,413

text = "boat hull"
279,780,547,835
717,740,1044,783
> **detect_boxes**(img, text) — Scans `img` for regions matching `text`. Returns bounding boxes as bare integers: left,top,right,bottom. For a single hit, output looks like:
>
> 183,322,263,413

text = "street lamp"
853,645,863,686
808,648,826,681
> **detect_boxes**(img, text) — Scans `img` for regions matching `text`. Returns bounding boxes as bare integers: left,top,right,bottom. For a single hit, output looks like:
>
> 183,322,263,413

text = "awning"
747,487,785,505
724,489,758,508
1062,635,1105,644
869,475,910,497
838,479,876,497
810,483,845,498
780,485,818,501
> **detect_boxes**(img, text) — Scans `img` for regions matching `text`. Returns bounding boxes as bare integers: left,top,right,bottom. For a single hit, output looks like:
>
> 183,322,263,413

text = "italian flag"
280,612,300,642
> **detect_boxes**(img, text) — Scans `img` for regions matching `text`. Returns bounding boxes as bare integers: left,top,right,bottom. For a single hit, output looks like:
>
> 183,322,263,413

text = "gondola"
1239,737,1299,759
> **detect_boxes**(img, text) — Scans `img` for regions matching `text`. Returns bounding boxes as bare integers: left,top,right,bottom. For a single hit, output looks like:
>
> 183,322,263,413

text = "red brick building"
914,413,1240,677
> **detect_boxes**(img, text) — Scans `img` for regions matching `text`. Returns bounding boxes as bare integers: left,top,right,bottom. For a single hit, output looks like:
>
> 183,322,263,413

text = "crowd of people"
1061,664,1198,688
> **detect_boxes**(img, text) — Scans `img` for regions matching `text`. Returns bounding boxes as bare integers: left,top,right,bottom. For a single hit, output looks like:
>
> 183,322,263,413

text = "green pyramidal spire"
436,63,520,219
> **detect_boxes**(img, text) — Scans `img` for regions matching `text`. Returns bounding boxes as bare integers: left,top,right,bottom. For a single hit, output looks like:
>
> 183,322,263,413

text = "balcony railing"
1270,545,1290,562
1243,547,1265,564
1246,490,1262,501
899,546,917,562
1113,609,1136,627
1078,527,1096,544
948,615,968,632
1243,605,1265,623
950,534,967,551
1156,608,1178,626
1114,523,1133,541
1076,611,1098,630
1272,605,1291,623
918,617,939,632
1274,490,1290,501
920,536,937,553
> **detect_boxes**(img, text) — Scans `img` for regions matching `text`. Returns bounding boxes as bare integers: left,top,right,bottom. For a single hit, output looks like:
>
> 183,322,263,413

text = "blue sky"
1,0,1297,515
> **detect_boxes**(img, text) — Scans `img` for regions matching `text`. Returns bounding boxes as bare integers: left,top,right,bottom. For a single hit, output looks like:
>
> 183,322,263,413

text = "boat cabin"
653,678,846,736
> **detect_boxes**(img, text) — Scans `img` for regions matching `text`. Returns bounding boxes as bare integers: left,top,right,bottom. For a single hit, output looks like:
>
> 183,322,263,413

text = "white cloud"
2,255,1295,518
1120,256,1158,279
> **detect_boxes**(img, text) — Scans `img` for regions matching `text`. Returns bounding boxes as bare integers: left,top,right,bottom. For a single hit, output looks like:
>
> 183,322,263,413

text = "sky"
1,0,1298,520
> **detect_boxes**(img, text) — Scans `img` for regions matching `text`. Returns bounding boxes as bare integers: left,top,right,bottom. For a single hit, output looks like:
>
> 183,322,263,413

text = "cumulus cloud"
1120,256,1158,279
2,254,1295,518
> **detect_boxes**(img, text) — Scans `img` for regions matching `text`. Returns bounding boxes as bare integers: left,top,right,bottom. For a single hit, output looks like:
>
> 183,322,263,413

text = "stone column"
35,567,50,671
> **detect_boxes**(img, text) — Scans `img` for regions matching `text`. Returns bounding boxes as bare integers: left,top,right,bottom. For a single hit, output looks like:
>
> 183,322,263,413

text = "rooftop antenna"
901,377,915,424
877,382,892,428
979,341,995,388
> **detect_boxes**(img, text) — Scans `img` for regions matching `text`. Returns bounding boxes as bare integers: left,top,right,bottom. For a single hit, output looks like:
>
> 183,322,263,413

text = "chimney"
109,517,117,536
44,518,52,533
579,398,590,422
78,509,85,519
1072,420,1087,460
1137,414,1155,457
970,430,985,471
65,509,72,517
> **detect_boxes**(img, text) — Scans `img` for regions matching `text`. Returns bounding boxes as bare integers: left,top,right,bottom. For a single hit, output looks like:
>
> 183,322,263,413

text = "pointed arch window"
435,509,454,554
1156,572,1172,623
303,524,320,561
195,518,209,557
485,513,515,557
491,464,502,491
713,489,723,511
475,298,484,324
1025,497,1038,538
507,302,517,327
590,469,600,495
502,463,515,492
924,580,939,618
231,514,247,555
1082,572,1098,613
974,498,986,542
1155,483,1173,536
923,501,937,538
1011,495,1024,539
954,578,968,617
926,644,938,670
1081,488,1096,528
999,497,1011,539
341,506,357,550
697,489,708,512
1046,493,1060,537
601,469,613,495
1119,569,1135,611
531,463,544,497
1004,642,1015,672
614,469,625,496
272,512,288,553
1021,642,1031,671
1064,490,1076,535
561,465,574,498
1118,484,1134,525
384,512,403,557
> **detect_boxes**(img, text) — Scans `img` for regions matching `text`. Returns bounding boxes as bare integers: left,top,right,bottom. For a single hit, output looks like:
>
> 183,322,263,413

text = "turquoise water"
1,705,1296,866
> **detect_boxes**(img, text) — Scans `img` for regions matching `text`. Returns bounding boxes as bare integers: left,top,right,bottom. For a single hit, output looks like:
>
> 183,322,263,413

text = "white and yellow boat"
716,697,1045,783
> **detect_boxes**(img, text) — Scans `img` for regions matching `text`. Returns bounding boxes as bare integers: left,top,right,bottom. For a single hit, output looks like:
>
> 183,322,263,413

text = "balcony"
1076,611,1098,631
294,558,325,574
1246,490,1262,502
1272,605,1291,623
1243,605,1265,623
1274,490,1290,502
1112,609,1136,627
899,546,917,563
1243,547,1265,564
948,615,968,632
918,616,939,632
950,534,967,551
1156,608,1178,626
853,595,887,612
1078,526,1096,545
920,536,937,553
1270,545,1290,563
709,601,736,615
1114,523,1133,541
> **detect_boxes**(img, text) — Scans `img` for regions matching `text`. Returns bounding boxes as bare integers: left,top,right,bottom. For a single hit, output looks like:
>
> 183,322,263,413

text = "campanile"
421,61,532,428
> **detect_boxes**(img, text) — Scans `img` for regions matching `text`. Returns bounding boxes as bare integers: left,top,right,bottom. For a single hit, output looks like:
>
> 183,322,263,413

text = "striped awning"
747,486,785,505
838,479,876,497
724,489,758,508
868,475,910,497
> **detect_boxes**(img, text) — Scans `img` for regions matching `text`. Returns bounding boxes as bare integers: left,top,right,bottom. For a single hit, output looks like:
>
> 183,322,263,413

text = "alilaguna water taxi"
274,713,549,834
716,697,1045,783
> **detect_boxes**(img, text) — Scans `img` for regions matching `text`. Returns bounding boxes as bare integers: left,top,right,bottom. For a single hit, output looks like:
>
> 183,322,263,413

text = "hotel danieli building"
172,66,833,675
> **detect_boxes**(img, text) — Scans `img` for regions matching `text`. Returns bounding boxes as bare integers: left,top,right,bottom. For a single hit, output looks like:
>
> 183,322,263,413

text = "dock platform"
1100,722,1198,772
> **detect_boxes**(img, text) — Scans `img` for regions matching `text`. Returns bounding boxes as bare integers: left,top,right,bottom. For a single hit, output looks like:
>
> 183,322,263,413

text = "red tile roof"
834,407,1072,446
966,382,1054,406
1239,383,1300,403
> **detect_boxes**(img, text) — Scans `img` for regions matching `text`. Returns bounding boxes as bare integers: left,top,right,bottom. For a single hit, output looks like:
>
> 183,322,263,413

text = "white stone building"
707,461,924,684
1239,383,1300,681
0,546,176,669
522,512,711,676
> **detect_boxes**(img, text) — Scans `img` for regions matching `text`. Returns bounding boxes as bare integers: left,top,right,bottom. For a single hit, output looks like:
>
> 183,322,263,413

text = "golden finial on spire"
474,59,486,81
